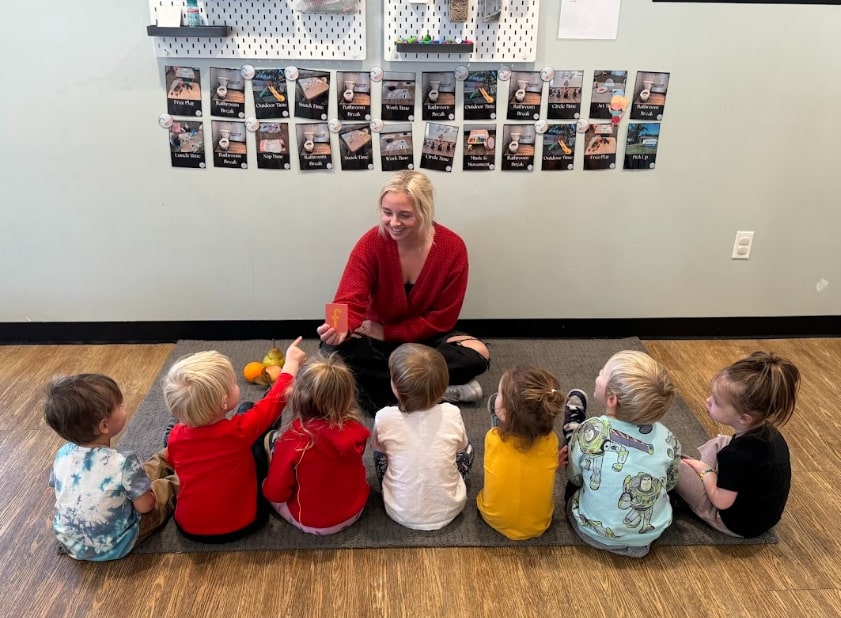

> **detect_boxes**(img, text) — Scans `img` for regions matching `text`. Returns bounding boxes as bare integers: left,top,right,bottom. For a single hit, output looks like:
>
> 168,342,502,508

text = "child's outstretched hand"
281,336,307,376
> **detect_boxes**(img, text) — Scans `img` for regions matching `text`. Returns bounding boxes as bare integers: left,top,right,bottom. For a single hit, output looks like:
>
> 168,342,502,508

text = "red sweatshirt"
168,373,293,536
333,223,469,342
263,418,370,528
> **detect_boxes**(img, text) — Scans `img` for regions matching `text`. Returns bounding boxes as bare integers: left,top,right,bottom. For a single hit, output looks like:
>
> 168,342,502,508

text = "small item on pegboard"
450,0,469,22
480,0,503,22
395,35,473,46
184,0,202,27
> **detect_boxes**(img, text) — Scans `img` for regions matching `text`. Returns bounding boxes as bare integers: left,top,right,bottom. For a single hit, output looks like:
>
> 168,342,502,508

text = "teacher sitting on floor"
317,170,490,414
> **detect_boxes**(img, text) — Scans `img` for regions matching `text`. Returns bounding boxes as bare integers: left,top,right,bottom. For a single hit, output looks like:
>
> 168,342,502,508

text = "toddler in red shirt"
164,337,306,542
263,354,370,535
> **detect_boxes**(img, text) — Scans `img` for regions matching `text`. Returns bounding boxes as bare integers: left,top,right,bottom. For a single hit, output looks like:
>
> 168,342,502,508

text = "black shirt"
717,425,791,537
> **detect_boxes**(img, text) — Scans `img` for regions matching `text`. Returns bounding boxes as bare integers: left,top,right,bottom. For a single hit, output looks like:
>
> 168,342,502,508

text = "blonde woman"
317,170,490,413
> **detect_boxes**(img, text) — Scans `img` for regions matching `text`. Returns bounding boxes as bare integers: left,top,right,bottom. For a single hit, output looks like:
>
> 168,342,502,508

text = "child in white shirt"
371,343,473,530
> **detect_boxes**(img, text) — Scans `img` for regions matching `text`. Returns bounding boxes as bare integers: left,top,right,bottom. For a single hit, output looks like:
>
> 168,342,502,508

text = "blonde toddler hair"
603,350,675,425
289,354,362,427
162,350,235,427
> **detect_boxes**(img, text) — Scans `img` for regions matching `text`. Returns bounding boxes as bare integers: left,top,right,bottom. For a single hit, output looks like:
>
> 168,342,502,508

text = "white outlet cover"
731,231,755,260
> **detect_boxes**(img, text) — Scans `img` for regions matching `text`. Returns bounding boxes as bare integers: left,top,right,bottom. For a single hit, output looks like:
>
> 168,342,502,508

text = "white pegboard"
148,0,366,59
384,0,539,63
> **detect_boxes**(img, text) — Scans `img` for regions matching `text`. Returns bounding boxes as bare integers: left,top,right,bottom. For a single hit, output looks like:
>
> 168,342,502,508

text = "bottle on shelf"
184,0,202,27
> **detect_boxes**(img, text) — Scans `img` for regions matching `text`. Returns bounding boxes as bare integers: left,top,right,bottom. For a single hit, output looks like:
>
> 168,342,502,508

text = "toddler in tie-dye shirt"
45,374,178,561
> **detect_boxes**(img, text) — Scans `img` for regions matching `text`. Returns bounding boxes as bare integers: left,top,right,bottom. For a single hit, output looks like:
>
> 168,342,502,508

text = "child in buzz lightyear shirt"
564,351,681,558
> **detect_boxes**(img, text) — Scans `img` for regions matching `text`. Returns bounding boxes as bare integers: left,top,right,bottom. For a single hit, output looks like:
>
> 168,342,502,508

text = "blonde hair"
388,343,448,413
713,351,799,428
288,354,362,428
377,170,435,240
162,350,234,427
603,350,675,425
498,367,563,451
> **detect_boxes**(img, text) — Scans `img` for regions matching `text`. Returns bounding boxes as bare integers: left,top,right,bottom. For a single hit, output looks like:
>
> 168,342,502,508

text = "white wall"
1,0,839,322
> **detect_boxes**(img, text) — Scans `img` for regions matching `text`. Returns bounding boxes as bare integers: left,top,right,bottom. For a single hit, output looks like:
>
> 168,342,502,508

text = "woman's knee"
446,335,490,360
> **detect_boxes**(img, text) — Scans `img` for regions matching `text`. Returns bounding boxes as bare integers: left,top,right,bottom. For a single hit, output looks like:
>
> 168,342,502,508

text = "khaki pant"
675,435,740,537
136,449,179,546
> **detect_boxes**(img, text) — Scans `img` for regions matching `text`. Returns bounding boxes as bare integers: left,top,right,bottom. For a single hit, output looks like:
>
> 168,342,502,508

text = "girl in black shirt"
675,351,799,537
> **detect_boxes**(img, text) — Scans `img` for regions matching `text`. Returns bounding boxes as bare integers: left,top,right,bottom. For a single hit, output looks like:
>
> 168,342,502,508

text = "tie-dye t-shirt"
48,444,151,561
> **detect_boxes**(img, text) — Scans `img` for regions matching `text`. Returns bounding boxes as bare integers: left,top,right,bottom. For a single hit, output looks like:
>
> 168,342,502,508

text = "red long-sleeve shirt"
168,373,293,536
263,418,370,528
333,223,469,341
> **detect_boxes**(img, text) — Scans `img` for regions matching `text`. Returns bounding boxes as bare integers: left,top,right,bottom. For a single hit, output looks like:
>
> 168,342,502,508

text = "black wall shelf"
395,43,473,53
147,25,230,37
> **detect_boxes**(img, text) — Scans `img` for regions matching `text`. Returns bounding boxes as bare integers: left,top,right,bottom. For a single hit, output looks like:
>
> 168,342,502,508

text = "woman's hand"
317,323,347,346
355,320,384,341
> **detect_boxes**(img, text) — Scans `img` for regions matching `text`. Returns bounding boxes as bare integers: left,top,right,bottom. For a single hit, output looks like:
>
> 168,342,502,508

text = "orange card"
325,303,348,333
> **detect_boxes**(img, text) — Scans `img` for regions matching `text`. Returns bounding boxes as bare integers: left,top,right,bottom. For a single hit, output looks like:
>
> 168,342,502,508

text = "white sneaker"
443,379,483,403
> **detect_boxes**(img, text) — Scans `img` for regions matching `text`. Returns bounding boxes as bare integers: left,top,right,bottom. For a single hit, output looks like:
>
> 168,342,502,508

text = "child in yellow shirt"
476,366,566,540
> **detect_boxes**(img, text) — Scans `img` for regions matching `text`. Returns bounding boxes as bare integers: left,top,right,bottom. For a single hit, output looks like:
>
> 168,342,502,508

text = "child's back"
168,408,282,536
165,341,305,540
265,417,370,528
477,430,558,539
565,351,681,557
50,442,151,560
45,374,177,561
263,356,370,534
568,416,678,546
477,367,563,540
373,401,468,530
372,343,473,531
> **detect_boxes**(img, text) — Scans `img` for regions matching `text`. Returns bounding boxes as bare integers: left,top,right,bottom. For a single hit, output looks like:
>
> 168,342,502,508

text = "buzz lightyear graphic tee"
49,444,151,561
567,416,681,548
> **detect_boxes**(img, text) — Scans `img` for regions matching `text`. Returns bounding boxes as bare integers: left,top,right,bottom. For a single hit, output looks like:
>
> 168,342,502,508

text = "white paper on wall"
557,0,621,41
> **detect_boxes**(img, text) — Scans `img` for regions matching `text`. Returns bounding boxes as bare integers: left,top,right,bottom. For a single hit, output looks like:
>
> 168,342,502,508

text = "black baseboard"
0,316,839,344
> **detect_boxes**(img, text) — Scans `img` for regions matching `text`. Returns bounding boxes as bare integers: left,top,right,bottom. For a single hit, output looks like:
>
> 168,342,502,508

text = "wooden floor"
1,339,840,617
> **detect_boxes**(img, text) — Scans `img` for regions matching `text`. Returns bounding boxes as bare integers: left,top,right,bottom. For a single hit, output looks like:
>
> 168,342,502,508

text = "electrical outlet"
731,230,755,260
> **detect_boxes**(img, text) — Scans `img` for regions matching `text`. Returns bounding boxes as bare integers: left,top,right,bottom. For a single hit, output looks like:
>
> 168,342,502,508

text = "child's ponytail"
717,351,800,427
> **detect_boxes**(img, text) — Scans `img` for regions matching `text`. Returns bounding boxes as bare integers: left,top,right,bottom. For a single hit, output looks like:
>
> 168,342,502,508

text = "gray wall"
2,1,838,323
